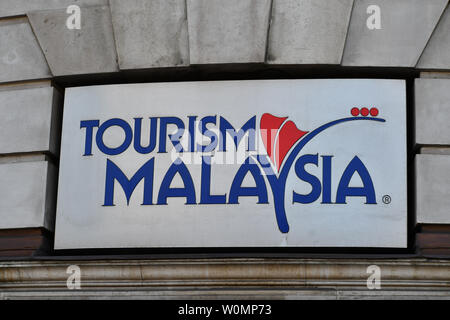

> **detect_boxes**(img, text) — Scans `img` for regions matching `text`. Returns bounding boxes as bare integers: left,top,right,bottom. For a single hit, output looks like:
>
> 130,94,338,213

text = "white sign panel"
55,79,407,249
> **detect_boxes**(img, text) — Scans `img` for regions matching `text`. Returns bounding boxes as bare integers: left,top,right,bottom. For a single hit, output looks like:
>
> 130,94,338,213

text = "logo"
80,107,384,234
255,108,383,233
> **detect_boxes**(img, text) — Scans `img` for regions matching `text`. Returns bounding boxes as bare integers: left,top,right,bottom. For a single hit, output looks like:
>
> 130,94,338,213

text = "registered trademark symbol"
382,195,391,204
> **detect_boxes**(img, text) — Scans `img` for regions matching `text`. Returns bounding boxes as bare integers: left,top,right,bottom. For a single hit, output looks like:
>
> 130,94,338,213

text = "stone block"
415,78,450,145
416,154,450,224
0,18,51,83
342,0,448,67
417,5,450,70
187,0,271,64
0,83,61,155
0,160,57,230
28,5,118,76
109,0,188,69
268,0,354,64
0,0,107,18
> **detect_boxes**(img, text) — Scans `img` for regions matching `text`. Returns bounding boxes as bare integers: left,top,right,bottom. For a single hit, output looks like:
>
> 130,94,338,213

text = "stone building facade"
0,0,450,299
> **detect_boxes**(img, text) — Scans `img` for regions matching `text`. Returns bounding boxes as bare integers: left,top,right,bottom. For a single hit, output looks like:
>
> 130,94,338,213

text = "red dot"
361,108,369,116
370,108,379,117
351,107,359,116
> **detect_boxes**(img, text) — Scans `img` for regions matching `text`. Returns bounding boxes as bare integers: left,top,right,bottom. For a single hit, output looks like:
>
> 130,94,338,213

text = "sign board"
55,79,407,249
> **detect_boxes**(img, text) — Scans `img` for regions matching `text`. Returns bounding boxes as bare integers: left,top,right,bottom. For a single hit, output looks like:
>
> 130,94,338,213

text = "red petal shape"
275,121,308,171
260,113,287,166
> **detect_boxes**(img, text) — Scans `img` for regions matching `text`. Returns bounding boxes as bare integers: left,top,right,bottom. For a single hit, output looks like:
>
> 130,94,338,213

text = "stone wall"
0,0,449,298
